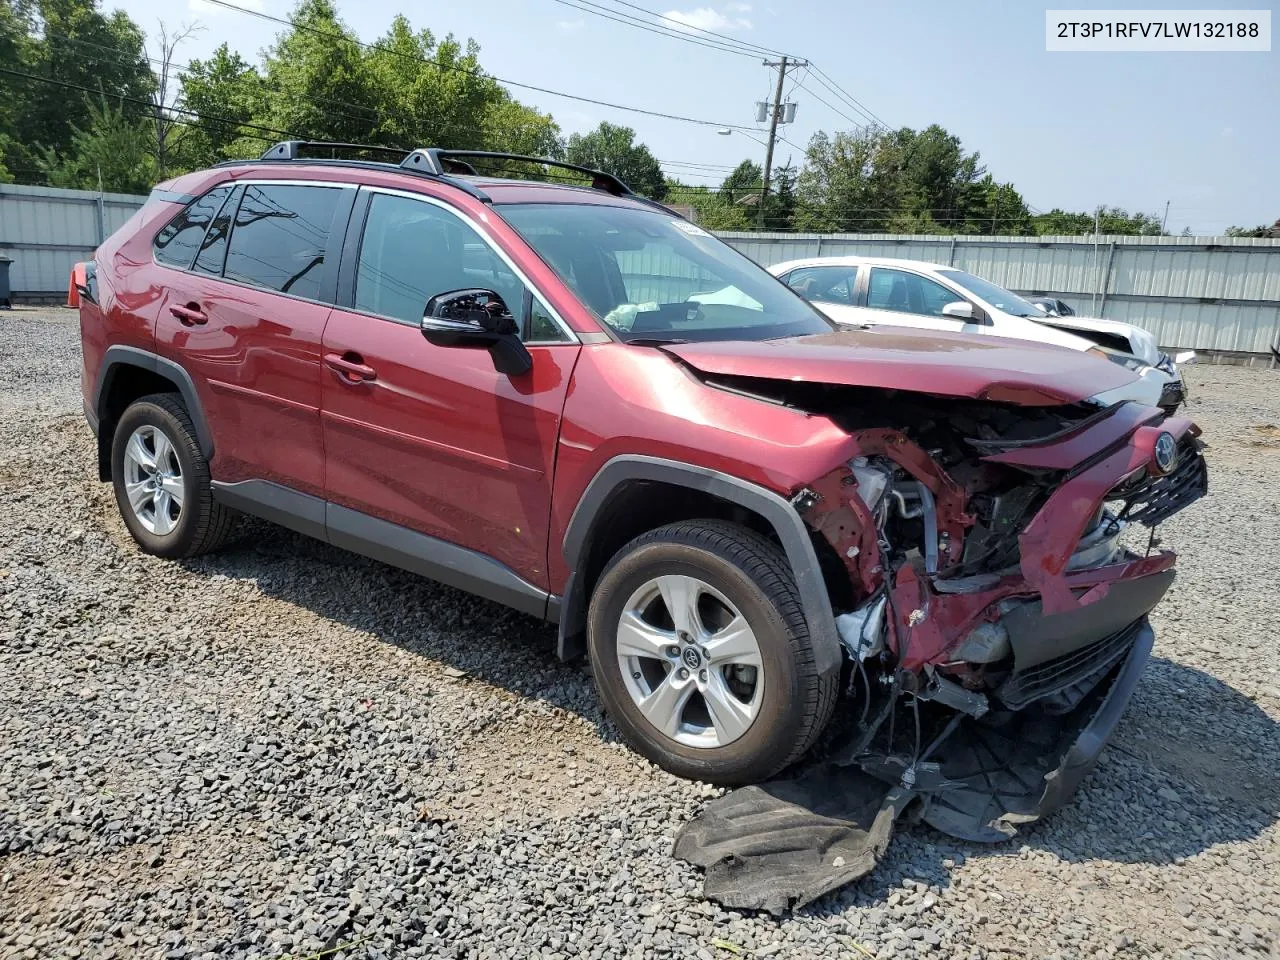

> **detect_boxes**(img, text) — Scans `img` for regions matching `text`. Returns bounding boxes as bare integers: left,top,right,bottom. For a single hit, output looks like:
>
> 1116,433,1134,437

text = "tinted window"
355,193,568,342
499,203,832,343
936,268,1043,318
153,186,233,269
223,185,342,300
784,265,858,305
193,185,240,276
867,268,963,318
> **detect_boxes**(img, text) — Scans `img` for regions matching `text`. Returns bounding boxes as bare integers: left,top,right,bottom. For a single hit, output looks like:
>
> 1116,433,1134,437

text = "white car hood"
1031,314,1161,365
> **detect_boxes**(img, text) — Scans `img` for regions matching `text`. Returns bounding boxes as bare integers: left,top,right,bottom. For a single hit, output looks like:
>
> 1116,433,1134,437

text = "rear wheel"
111,394,235,558
587,520,838,785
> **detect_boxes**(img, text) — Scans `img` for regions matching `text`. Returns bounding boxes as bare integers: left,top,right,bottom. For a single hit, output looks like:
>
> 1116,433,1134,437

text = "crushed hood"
665,328,1141,407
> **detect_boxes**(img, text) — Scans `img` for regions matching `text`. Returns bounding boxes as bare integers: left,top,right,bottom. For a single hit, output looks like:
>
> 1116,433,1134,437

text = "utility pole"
757,56,806,230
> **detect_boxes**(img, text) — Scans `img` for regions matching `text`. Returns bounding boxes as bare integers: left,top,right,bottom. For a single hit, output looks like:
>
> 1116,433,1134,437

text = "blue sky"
113,0,1276,233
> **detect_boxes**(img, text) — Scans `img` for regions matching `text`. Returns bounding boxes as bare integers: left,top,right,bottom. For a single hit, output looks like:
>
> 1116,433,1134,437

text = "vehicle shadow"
183,520,1279,902
181,517,618,739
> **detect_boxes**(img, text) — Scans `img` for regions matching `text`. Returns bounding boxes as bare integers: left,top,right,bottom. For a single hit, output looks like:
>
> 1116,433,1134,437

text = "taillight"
68,261,97,307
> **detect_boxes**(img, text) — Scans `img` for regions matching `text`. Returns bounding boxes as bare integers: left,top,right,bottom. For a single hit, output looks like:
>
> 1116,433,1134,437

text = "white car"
769,256,1188,411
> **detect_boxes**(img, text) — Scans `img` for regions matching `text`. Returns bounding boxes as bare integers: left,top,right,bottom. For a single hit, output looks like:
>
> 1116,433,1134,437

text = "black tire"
587,520,839,785
110,393,235,558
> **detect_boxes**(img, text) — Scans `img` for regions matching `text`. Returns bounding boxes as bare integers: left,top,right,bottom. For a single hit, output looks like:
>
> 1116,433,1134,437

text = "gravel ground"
1,306,1278,960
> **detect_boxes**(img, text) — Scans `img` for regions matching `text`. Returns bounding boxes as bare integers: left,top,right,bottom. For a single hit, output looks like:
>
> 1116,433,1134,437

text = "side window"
223,184,343,300
867,268,965,318
193,185,240,276
784,265,858,305
355,193,569,342
528,297,563,342
153,185,233,269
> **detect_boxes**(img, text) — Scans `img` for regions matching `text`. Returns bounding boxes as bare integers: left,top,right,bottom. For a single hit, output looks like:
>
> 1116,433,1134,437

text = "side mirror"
421,288,532,376
940,301,977,321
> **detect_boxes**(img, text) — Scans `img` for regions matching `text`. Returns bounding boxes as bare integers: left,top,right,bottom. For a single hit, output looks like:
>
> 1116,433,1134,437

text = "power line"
594,0,800,59
807,65,887,129
546,0,762,58
199,0,759,132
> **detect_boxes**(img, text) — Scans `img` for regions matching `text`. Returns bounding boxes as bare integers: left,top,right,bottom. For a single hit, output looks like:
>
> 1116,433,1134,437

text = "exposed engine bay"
675,384,1208,914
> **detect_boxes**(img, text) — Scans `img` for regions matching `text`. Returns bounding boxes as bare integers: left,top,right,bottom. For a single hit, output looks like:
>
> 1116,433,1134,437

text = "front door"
320,189,580,593
858,266,985,335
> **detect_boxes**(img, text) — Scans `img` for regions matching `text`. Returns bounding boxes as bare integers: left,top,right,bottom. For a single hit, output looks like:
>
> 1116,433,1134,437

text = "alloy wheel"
122,424,184,536
615,574,764,748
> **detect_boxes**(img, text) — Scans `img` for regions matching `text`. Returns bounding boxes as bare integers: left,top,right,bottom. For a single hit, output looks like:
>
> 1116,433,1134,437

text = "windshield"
497,203,833,342
938,269,1045,318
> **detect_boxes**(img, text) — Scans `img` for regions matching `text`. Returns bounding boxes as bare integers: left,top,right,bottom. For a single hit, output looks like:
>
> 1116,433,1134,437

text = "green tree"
1224,222,1276,238
565,122,665,199
719,159,762,204
178,44,266,167
664,180,751,230
258,0,370,144
1031,206,1166,236
36,94,156,192
15,0,154,159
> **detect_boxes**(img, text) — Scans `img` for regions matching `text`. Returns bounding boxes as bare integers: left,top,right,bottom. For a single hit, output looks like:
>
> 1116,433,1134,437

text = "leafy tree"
793,124,1030,235
258,0,370,145
14,0,154,160
719,159,762,204
36,94,155,192
664,180,751,230
177,44,265,167
1030,206,1165,236
1224,222,1277,238
565,122,665,199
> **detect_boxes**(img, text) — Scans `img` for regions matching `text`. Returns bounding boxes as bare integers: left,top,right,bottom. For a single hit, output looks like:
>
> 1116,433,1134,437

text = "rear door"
779,264,863,325
859,266,985,335
153,181,355,498
319,187,579,595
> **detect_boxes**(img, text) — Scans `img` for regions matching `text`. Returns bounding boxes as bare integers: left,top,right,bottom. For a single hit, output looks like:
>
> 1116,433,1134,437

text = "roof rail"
251,141,640,203
401,149,633,197
260,140,412,162
249,140,491,202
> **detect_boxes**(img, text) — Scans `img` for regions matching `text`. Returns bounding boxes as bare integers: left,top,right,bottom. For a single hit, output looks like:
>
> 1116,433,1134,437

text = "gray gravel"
2,306,1278,960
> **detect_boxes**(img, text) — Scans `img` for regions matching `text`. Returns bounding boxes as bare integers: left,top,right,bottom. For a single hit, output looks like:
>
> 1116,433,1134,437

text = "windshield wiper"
625,337,692,346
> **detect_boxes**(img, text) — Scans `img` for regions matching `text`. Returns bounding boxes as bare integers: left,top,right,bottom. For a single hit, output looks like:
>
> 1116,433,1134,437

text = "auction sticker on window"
1046,10,1270,50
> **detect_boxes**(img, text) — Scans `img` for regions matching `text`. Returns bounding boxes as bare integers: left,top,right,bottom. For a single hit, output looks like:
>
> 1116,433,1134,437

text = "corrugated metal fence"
718,232,1280,356
3,184,1279,355
0,183,146,298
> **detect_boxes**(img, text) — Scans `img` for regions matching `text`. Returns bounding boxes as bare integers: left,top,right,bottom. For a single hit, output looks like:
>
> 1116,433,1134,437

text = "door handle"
169,303,208,326
324,352,377,383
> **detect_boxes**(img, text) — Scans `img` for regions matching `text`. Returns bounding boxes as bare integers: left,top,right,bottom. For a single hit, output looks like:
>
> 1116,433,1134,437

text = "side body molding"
559,455,842,675
94,346,216,458
209,479,554,620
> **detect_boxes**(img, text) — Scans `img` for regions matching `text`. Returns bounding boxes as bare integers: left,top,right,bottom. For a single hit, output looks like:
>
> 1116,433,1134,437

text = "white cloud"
189,0,265,14
556,18,585,31
662,4,753,32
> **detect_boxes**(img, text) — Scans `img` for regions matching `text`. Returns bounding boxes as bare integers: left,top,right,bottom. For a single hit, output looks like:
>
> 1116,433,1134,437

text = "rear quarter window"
153,186,234,269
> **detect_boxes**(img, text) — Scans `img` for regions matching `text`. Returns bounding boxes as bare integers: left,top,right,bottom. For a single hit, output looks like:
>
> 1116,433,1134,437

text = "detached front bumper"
923,617,1154,842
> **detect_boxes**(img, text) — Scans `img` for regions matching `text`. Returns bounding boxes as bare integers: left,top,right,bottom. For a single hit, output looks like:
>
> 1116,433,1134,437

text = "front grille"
997,621,1141,711
1108,438,1207,527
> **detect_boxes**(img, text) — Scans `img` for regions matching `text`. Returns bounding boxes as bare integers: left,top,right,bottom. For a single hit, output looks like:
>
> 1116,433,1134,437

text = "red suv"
76,143,1206,831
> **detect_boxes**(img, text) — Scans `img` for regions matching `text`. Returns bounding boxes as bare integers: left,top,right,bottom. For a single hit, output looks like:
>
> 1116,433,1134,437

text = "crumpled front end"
796,397,1207,834
676,396,1207,913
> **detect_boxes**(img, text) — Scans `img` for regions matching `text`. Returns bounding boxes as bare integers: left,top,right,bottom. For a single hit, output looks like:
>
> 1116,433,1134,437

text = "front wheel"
587,520,838,785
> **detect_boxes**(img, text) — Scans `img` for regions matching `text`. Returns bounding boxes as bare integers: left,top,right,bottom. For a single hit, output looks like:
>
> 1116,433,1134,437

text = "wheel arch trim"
559,455,841,674
94,346,215,459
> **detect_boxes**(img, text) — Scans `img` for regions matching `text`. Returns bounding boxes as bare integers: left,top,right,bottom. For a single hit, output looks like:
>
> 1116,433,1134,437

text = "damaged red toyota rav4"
75,143,1207,847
